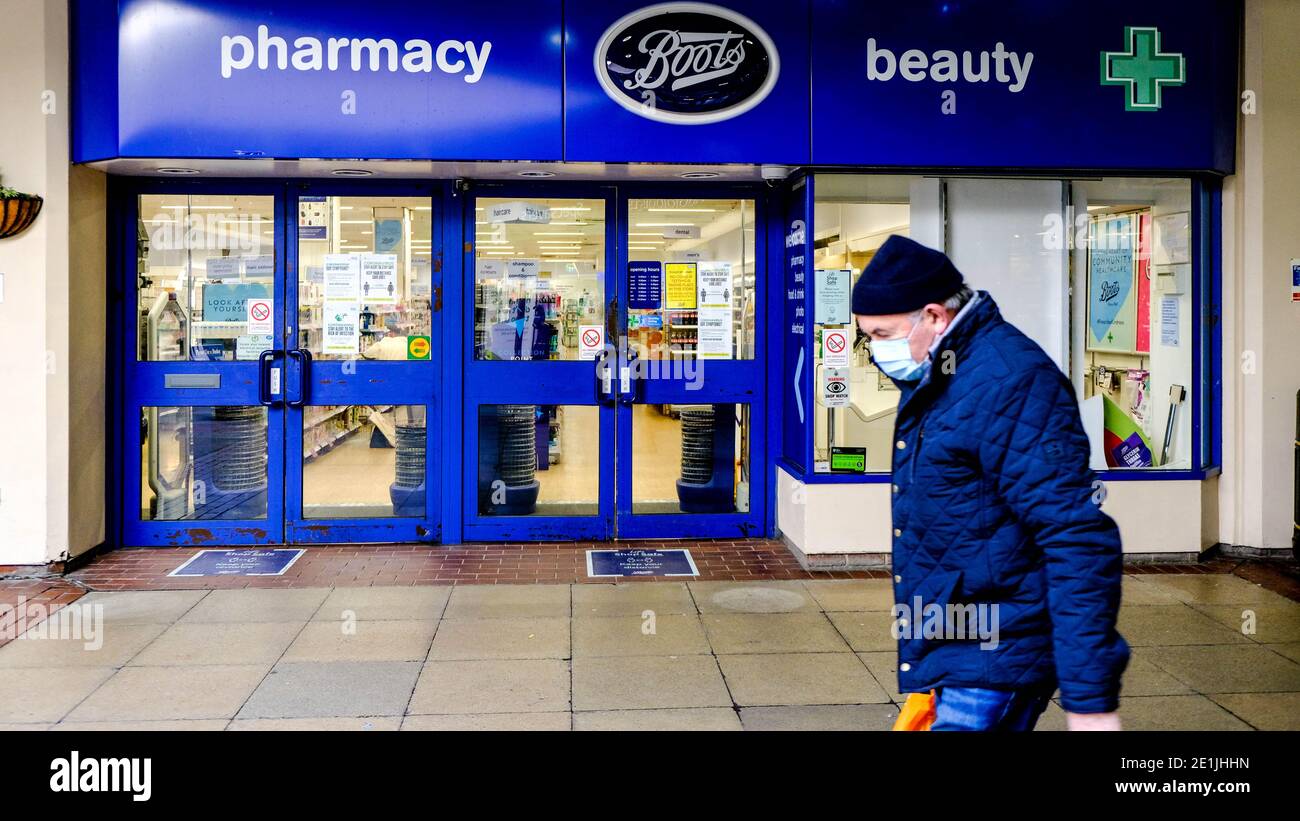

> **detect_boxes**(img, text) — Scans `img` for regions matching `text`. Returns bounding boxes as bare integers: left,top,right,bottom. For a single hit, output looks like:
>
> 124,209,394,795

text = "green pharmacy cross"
1101,26,1186,111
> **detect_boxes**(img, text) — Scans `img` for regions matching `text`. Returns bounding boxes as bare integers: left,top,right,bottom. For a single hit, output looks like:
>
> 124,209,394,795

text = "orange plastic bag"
893,691,937,731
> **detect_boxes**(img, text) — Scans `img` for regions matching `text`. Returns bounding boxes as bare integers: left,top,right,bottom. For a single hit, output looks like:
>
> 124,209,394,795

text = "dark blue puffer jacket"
889,292,1129,714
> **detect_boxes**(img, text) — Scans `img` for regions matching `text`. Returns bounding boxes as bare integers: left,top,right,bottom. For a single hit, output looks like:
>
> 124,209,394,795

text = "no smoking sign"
822,328,850,367
246,298,274,335
578,325,605,361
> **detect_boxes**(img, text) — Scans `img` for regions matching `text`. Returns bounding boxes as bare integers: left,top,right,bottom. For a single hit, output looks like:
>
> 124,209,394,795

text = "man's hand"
1066,711,1122,731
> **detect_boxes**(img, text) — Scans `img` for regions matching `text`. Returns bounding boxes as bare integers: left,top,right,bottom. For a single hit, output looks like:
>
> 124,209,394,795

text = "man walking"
852,235,1129,731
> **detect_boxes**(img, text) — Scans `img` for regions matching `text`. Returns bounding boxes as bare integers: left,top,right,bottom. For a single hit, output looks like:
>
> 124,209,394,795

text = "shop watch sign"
595,3,780,125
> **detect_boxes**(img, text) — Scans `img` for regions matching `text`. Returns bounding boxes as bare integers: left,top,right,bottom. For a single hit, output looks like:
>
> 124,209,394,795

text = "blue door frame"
117,178,288,546
461,182,620,541
281,181,444,544
460,182,770,542
115,178,445,546
111,176,774,547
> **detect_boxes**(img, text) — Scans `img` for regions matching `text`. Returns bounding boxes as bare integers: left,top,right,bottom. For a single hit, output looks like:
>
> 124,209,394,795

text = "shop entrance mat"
586,549,699,578
169,549,306,577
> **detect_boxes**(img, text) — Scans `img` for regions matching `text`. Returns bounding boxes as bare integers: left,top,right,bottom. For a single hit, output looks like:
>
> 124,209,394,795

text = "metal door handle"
258,350,282,406
287,348,313,407
595,349,613,405
619,350,640,405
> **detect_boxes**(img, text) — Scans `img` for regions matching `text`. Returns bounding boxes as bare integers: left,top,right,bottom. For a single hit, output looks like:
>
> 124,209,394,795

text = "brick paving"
40,541,1295,606
0,578,88,650
63,540,885,590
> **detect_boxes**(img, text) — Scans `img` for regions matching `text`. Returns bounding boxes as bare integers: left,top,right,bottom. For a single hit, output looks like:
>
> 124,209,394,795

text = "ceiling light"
677,171,721,179
331,169,373,177
157,167,200,175
517,170,555,178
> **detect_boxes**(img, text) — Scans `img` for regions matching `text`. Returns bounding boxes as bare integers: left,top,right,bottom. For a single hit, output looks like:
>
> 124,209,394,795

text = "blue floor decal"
586,549,700,578
169,548,306,577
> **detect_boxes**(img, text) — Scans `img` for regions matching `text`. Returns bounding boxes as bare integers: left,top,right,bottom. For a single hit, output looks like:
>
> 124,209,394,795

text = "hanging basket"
0,194,43,239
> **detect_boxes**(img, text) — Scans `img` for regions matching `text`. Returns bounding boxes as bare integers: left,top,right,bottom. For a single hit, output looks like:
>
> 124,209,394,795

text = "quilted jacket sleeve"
977,365,1130,714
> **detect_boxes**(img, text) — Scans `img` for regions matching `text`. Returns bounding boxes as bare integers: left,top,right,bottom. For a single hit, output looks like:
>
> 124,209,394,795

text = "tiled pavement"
0,574,1297,731
62,540,860,589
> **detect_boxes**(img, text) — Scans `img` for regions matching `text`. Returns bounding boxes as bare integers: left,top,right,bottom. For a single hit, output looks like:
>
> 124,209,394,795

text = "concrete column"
1220,0,1300,553
0,0,106,566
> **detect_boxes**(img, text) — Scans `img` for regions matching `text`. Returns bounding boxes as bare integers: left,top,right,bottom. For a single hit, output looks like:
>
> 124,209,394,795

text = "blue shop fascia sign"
74,0,1238,173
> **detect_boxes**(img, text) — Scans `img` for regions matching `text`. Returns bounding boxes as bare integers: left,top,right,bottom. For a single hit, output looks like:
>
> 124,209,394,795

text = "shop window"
810,176,926,472
136,195,276,362
296,196,433,361
473,199,606,361
803,174,1204,477
1070,178,1195,470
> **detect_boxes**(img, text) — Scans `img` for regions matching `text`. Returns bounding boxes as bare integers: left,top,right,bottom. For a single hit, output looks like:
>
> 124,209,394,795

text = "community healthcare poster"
1086,215,1138,353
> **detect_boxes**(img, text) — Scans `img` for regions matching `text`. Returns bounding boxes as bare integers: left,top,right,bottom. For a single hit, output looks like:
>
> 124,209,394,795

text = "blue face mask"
869,317,928,382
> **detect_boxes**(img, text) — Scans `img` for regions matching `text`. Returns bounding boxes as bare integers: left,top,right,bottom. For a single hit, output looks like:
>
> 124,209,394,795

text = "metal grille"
680,406,716,484
394,423,426,488
498,405,537,486
209,406,266,491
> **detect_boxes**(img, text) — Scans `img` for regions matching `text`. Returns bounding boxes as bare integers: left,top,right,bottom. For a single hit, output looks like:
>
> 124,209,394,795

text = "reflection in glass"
625,199,756,363
301,405,426,519
633,403,750,515
473,199,605,360
297,197,433,361
477,405,600,516
140,406,268,520
136,195,276,362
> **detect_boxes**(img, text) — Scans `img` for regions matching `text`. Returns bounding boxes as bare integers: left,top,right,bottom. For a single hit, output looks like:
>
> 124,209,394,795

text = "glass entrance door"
284,186,441,543
462,186,766,541
125,184,287,546
616,194,765,538
463,188,617,540
122,181,442,547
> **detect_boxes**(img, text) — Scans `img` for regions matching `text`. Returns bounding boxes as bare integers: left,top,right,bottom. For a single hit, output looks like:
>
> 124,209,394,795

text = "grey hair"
908,284,974,319
942,284,975,312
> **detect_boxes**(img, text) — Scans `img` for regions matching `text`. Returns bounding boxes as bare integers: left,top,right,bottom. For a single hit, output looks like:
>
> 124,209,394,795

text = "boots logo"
594,2,779,125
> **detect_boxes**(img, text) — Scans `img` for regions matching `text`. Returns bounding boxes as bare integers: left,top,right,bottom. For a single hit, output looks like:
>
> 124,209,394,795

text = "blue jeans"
931,686,1053,732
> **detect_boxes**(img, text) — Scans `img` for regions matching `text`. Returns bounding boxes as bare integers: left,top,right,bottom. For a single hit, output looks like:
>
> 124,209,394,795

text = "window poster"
628,261,662,309
1153,212,1190,265
298,196,328,240
374,219,403,253
323,305,361,355
665,262,697,309
360,254,398,305
324,254,360,300
1086,215,1138,353
697,261,733,359
323,254,360,354
815,268,852,326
